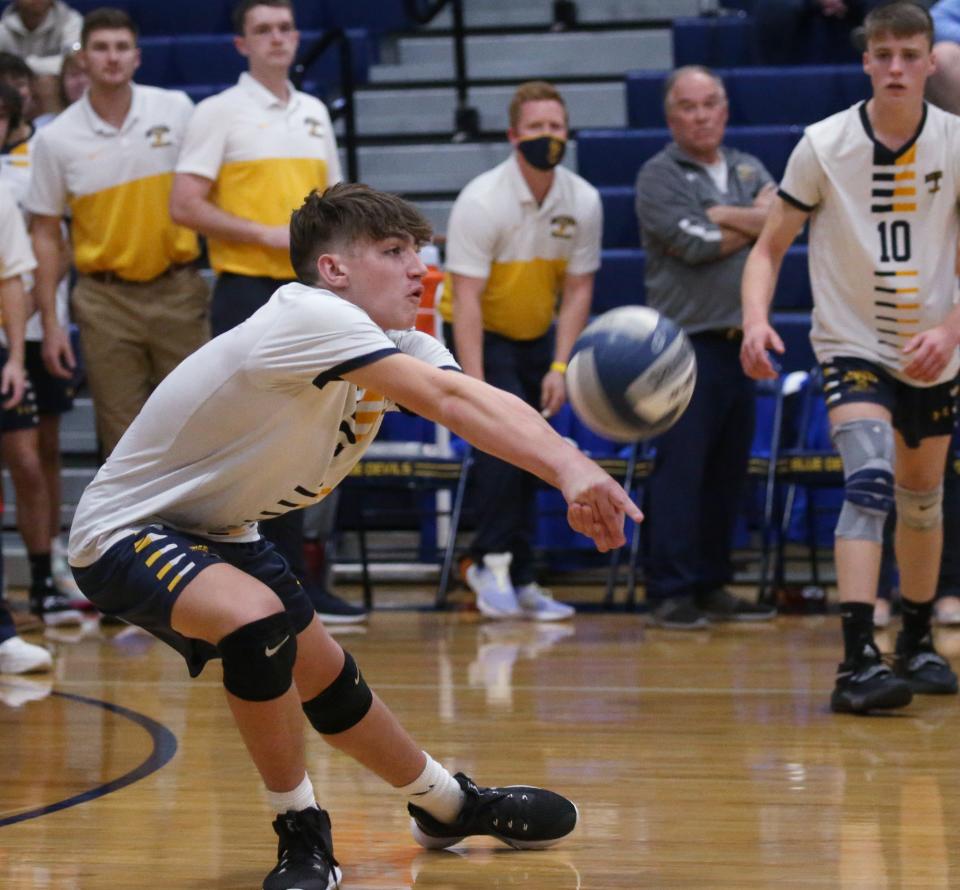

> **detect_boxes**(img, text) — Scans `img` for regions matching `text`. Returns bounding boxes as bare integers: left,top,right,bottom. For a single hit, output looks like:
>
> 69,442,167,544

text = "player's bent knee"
832,418,894,542
896,484,943,530
302,650,373,734
217,612,297,702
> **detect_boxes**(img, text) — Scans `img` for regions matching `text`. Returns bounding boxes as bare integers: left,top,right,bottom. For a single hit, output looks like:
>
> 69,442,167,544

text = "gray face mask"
517,135,567,171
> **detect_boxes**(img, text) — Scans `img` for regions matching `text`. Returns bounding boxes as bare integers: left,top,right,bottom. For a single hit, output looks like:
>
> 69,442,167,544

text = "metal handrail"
404,0,478,140
292,29,358,182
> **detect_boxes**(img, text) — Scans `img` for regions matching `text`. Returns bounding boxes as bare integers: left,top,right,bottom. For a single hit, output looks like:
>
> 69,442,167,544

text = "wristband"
550,361,568,374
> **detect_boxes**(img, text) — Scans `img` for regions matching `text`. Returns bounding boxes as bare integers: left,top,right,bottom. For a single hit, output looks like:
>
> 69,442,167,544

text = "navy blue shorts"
821,357,959,449
72,526,315,677
26,340,76,415
0,345,38,434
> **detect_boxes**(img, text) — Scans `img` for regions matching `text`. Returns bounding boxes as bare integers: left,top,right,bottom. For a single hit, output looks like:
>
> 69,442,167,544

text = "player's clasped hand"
740,321,785,380
902,325,960,383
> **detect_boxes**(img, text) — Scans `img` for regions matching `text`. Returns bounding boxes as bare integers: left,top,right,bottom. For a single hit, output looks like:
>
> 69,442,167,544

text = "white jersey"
779,101,960,385
69,283,459,566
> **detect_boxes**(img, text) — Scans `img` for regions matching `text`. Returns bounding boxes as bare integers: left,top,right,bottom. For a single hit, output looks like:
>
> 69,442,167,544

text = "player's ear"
315,252,348,289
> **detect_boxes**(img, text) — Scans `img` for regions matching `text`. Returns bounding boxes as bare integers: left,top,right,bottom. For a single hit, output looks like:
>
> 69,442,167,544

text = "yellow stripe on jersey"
208,156,332,278
892,187,916,196
439,258,568,340
895,288,919,293
894,170,915,180
70,172,199,281
896,145,917,166
892,203,917,212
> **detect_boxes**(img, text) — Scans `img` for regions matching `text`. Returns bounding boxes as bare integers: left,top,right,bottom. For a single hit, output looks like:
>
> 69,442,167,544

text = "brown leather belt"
84,262,196,286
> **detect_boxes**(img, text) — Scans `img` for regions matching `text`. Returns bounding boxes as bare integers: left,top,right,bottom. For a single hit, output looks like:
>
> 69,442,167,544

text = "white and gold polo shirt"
25,83,199,282
176,72,342,280
441,153,602,341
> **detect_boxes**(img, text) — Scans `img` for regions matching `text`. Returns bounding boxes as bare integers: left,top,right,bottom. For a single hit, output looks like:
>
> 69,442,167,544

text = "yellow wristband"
550,361,568,374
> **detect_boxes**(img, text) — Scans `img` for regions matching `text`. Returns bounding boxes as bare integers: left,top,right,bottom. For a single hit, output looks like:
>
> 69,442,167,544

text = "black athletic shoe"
29,580,84,627
408,772,578,850
263,808,341,890
893,632,959,695
304,583,368,625
697,588,777,622
651,596,709,630
830,643,913,714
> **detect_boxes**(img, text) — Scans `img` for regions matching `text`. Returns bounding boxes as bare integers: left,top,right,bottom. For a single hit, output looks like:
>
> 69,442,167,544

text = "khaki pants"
72,266,210,456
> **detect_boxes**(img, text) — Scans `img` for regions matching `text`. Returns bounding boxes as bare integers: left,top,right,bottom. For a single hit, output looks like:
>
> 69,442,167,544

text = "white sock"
265,773,318,815
398,752,465,824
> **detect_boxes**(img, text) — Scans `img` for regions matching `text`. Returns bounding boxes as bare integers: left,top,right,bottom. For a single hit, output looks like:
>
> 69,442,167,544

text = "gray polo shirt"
635,142,773,333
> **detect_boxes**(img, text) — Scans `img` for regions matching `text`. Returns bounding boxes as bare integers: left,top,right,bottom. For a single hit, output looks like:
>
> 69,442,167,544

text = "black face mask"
517,135,567,171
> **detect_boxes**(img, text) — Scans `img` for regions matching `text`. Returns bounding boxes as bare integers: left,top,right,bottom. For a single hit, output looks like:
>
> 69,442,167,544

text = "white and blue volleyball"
566,306,697,442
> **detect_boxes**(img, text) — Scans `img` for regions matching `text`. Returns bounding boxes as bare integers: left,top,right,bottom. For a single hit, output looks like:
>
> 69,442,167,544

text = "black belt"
691,327,742,342
84,261,196,286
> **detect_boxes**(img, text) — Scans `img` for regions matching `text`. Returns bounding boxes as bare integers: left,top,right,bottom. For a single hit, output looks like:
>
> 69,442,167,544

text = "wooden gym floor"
3,597,960,889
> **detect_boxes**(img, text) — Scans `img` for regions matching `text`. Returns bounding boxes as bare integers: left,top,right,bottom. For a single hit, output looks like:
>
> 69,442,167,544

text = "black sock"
900,597,933,648
28,553,52,593
840,601,877,662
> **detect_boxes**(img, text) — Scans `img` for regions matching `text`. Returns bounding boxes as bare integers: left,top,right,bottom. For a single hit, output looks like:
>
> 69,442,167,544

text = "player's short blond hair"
863,1,934,49
290,183,433,285
508,81,568,129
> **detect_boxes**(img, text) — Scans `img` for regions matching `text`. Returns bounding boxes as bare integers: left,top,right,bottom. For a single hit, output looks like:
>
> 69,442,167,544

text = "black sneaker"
893,632,959,695
263,808,341,890
304,583,367,625
650,596,709,630
408,772,578,851
29,580,84,627
830,643,913,714
697,588,777,622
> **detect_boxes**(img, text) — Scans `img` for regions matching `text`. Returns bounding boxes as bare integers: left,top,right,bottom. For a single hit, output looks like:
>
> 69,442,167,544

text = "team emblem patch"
550,214,576,239
146,125,172,148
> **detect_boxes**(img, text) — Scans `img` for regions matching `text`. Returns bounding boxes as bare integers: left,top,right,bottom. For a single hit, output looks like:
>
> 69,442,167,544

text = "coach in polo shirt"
26,7,209,457
168,0,361,625
441,80,602,622
169,0,341,335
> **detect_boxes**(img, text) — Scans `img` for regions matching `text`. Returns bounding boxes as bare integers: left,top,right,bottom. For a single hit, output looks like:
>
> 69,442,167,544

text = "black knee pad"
217,612,297,702
302,650,373,734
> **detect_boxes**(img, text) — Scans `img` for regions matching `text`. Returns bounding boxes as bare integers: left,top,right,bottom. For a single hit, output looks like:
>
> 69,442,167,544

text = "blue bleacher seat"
626,66,870,129
136,30,372,92
599,186,638,249
673,15,757,68
593,247,811,314
578,125,803,187
70,0,234,35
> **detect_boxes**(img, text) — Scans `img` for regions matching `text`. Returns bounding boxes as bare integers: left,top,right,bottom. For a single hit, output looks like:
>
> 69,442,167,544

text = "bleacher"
4,0,871,590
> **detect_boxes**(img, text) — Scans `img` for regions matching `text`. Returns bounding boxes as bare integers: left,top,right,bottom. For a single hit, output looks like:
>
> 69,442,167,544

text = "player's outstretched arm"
740,197,808,380
344,353,643,552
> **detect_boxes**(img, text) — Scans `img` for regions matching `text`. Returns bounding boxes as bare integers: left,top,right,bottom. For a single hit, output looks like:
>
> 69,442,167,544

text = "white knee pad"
831,418,895,542
895,484,943,530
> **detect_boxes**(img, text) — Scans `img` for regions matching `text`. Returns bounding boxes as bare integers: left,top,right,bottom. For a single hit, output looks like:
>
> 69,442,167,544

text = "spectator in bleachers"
441,80,600,622
26,8,209,460
168,0,362,625
0,1,81,117
926,0,960,113
0,49,37,121
635,66,777,630
755,0,887,65
0,175,54,673
742,2,959,713
0,78,83,624
55,41,82,107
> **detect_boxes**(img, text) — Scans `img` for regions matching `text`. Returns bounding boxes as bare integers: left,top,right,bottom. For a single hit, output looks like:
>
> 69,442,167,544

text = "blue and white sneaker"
515,583,575,622
467,553,521,619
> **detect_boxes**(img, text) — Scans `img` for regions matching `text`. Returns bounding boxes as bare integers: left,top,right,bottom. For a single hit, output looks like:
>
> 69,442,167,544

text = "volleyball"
565,306,697,442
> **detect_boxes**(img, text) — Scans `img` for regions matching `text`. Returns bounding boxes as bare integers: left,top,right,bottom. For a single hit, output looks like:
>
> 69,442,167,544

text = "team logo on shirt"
925,170,943,194
735,163,757,185
304,117,326,138
550,215,576,239
146,124,173,148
